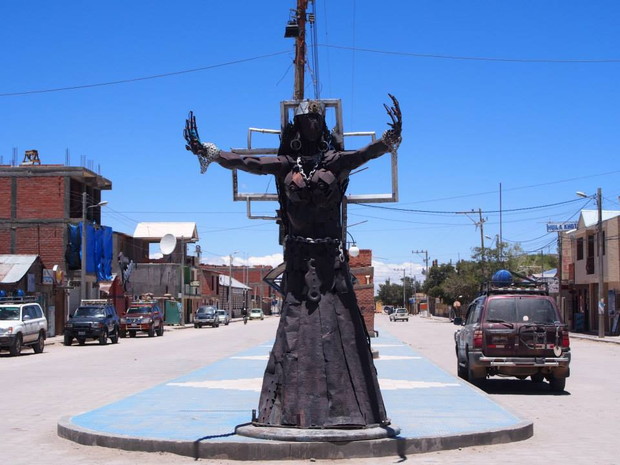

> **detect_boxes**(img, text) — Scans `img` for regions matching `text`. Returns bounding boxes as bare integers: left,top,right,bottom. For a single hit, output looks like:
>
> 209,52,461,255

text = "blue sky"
2,1,619,285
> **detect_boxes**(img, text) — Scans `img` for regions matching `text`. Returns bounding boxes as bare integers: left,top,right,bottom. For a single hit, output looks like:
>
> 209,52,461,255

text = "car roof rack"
479,269,549,296
80,299,111,306
0,296,39,304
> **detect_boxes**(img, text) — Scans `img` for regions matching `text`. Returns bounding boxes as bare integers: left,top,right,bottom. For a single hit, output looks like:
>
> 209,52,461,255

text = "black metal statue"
184,96,401,429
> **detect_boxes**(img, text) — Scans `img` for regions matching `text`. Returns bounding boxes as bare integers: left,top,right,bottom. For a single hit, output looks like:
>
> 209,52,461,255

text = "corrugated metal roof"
218,274,251,290
579,210,620,228
133,222,199,242
0,255,38,284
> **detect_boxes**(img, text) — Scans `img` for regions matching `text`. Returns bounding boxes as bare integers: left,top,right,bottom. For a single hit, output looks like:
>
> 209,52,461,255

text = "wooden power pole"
293,0,308,100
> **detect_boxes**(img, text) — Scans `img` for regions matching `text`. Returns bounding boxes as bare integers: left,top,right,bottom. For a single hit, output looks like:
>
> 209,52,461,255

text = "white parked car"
249,308,264,320
0,299,47,355
389,308,409,322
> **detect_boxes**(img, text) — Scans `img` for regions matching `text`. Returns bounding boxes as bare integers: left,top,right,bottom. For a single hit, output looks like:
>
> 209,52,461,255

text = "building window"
576,237,584,260
587,234,595,258
602,231,606,256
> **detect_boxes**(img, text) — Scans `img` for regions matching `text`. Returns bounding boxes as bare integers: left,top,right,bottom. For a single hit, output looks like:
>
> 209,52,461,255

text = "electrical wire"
320,44,620,64
0,51,290,97
357,197,587,215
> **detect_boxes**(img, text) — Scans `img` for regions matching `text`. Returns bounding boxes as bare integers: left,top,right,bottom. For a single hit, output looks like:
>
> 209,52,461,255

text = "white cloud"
372,259,425,291
202,253,284,268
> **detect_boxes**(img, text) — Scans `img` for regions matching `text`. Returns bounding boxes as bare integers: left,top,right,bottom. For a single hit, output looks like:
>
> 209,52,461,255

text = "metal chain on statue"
295,156,322,182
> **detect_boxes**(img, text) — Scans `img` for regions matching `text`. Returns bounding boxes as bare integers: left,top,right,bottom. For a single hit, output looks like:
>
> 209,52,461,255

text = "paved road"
2,314,618,464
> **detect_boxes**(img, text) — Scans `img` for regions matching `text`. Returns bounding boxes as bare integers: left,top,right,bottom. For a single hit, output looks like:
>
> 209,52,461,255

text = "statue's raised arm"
184,111,289,176
184,111,222,174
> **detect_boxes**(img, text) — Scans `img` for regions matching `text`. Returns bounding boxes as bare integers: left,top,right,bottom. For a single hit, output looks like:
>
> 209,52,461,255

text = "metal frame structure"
230,98,399,222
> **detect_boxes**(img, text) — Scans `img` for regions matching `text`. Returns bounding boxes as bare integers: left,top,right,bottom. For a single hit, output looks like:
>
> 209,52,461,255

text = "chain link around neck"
296,156,322,182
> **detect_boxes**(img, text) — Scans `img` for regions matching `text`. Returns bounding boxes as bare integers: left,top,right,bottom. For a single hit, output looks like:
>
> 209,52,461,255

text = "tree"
421,263,455,300
376,280,403,307
376,276,420,307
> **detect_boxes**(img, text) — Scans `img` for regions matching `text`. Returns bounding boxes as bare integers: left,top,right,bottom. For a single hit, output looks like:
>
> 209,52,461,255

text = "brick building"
349,249,377,335
201,252,377,332
560,209,620,334
201,264,273,314
0,158,111,335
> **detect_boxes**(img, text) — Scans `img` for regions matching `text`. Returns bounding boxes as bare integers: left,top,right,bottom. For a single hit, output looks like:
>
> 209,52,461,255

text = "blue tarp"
66,223,113,281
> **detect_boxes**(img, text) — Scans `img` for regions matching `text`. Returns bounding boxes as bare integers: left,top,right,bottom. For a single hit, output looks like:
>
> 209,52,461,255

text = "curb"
57,416,533,461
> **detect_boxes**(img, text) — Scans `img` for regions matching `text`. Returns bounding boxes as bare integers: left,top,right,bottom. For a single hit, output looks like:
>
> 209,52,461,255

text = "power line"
321,44,620,64
0,51,290,97
357,197,587,215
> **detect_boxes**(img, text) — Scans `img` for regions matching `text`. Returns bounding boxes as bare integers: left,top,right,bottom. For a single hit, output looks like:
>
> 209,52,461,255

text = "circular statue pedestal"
235,423,400,442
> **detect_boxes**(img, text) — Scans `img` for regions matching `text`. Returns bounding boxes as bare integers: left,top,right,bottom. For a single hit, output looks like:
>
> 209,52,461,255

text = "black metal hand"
184,111,204,154
383,93,402,138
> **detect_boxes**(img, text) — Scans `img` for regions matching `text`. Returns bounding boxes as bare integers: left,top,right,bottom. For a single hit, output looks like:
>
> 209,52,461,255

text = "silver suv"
194,306,219,328
0,299,47,356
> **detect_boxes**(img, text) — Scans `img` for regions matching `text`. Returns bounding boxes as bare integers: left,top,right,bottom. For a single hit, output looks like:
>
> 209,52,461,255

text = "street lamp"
80,191,108,301
346,230,360,257
228,251,239,317
577,188,604,338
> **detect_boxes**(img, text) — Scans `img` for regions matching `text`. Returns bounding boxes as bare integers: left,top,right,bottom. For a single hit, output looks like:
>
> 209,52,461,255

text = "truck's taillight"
562,330,570,348
473,329,483,348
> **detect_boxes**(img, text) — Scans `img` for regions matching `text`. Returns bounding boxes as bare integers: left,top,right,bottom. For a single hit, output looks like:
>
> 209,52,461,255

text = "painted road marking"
167,378,461,392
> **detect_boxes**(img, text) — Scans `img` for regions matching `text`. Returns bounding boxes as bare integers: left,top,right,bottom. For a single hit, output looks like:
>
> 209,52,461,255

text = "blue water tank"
492,269,513,284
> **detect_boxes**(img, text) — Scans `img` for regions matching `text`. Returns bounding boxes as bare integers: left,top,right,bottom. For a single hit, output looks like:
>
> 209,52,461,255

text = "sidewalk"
58,326,532,461
569,331,620,344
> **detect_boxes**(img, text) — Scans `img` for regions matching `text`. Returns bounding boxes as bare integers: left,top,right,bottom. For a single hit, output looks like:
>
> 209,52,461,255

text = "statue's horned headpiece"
294,100,325,117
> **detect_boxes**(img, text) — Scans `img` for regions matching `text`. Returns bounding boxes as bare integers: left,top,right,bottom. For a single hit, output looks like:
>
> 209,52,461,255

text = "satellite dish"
160,234,177,255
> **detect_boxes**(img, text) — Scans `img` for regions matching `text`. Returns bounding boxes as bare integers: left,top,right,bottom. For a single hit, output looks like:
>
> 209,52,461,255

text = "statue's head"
294,100,326,143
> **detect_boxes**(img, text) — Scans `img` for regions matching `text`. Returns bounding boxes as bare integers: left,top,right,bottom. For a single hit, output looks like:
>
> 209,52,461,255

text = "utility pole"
393,268,406,309
412,250,429,278
596,187,605,338
80,192,87,302
478,208,486,265
292,0,308,100
457,209,487,272
402,268,406,310
228,252,238,317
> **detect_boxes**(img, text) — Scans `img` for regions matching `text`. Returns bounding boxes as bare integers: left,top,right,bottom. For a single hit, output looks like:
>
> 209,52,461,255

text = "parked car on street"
216,309,231,325
194,306,219,328
390,308,409,322
0,298,47,355
383,305,395,315
249,308,264,320
454,270,571,391
120,300,164,338
64,300,120,346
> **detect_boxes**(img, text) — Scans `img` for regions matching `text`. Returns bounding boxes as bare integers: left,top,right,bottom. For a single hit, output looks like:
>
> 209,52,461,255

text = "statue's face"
296,113,323,142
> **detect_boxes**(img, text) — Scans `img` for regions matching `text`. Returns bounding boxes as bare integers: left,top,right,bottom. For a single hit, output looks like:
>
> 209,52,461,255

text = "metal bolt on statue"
184,95,401,430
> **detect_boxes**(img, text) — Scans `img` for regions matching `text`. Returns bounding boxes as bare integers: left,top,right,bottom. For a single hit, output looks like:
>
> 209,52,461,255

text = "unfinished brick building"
0,155,111,334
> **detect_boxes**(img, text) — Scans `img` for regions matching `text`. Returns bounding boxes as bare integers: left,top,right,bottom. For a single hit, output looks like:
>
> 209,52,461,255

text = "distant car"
383,306,395,315
454,271,571,391
249,308,264,320
120,301,164,338
390,308,409,322
194,306,219,328
216,309,231,325
0,299,47,355
64,300,120,346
